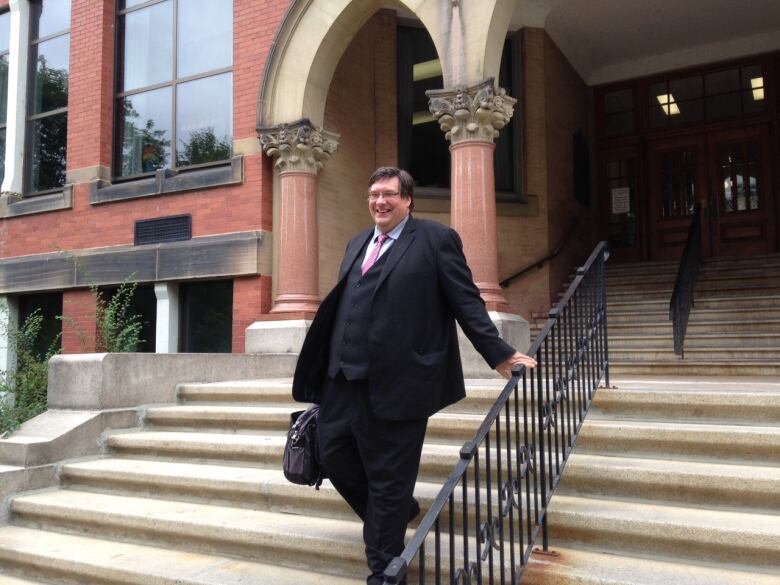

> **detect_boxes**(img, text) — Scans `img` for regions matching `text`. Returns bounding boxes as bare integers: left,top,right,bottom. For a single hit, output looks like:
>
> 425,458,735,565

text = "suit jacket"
292,217,514,420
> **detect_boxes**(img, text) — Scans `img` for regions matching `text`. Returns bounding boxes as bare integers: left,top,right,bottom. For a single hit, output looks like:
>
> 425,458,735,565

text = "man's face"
368,176,411,233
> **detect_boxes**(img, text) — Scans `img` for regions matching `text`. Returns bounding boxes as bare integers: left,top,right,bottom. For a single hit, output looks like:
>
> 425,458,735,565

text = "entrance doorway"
647,125,774,260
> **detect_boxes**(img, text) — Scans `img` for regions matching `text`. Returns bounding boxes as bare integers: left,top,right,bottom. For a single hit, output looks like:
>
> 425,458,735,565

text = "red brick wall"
232,274,272,353
1,0,290,257
61,288,98,353
68,0,115,172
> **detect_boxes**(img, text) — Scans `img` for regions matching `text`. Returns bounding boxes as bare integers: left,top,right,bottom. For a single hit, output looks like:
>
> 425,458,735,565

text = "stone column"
2,0,31,194
259,120,339,316
154,283,179,354
429,79,530,372
428,78,516,311
0,296,19,405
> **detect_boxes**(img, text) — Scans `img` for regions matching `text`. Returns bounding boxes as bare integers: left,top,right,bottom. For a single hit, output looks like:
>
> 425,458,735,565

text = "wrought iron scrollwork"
453,562,478,585
518,444,535,478
479,517,501,561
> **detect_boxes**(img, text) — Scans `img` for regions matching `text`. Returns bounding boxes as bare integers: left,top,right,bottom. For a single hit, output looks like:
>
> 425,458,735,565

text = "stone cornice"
427,78,517,144
258,119,339,174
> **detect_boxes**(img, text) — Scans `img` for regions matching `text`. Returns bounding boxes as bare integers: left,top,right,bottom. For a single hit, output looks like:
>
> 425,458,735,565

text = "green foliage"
177,127,232,167
0,309,60,437
95,281,144,353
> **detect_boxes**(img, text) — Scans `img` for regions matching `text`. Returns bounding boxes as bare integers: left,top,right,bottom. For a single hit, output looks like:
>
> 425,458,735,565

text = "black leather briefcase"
282,404,325,489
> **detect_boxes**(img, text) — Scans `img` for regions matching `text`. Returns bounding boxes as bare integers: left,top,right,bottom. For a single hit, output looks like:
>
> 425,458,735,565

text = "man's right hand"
496,351,537,379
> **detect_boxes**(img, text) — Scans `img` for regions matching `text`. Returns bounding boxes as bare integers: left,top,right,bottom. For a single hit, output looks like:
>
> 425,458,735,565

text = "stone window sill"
88,156,243,205
0,185,74,218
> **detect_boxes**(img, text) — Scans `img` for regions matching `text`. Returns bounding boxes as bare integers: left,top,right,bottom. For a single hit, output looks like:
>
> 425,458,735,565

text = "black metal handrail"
383,241,610,585
669,203,702,358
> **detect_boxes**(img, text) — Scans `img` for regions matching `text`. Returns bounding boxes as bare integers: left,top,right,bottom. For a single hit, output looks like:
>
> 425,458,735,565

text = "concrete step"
576,418,780,463
608,293,780,312
177,378,294,405
592,380,780,423
608,319,780,335
521,544,780,585
559,452,780,509
546,494,780,567
0,526,365,585
145,405,488,442
0,574,54,585
609,332,780,349
610,347,780,360
9,489,371,576
145,404,298,431
60,457,446,522
607,306,780,323
607,284,780,302
608,360,780,376
105,431,462,483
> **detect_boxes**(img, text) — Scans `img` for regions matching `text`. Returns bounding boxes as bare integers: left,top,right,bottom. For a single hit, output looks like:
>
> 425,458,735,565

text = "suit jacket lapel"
339,228,374,280
372,216,417,297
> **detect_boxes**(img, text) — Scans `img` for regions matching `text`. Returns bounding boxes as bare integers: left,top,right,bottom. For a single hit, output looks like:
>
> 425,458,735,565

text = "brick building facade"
1,0,778,368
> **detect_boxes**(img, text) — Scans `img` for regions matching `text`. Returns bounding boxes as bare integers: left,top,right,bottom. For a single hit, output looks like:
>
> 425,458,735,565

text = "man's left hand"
496,351,537,379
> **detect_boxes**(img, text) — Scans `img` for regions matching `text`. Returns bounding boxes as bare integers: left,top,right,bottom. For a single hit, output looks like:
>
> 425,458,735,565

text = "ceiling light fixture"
656,93,680,116
750,77,764,101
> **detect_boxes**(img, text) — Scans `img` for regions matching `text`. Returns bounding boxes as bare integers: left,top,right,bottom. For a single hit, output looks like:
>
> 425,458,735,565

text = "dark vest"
327,242,390,380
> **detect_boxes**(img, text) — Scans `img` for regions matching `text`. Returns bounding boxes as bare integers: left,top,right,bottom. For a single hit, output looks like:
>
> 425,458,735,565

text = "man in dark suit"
292,167,536,584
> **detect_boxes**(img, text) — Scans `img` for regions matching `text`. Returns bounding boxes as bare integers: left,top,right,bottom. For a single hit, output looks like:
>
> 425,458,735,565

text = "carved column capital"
427,78,516,144
259,119,339,174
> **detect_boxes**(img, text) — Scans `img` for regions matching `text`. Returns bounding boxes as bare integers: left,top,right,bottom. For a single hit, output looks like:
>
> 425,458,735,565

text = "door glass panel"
606,158,636,248
659,149,695,218
719,141,759,214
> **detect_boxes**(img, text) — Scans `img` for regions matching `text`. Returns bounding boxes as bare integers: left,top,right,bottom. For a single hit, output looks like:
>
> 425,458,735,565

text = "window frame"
114,0,234,182
0,9,11,186
24,0,70,197
396,22,525,203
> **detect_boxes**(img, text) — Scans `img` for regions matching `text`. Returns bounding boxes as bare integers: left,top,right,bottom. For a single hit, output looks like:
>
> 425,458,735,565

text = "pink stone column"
428,79,517,311
259,120,339,317
450,139,507,310
273,170,320,313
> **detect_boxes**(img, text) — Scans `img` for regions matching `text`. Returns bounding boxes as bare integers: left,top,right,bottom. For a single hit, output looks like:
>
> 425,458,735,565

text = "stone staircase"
523,375,780,585
606,253,780,375
0,378,507,584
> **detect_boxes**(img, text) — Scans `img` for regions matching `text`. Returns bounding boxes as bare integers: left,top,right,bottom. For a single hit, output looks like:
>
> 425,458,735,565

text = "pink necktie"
361,233,389,275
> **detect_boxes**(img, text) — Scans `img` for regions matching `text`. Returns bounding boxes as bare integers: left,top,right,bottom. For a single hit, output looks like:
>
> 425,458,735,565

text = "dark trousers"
318,375,428,585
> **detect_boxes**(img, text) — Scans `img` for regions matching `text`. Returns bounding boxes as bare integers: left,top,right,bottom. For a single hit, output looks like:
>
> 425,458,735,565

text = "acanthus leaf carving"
427,78,516,144
258,119,339,174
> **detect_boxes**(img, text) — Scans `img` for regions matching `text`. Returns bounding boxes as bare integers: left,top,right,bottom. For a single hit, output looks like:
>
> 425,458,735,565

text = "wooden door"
647,136,709,260
600,147,642,262
706,126,775,257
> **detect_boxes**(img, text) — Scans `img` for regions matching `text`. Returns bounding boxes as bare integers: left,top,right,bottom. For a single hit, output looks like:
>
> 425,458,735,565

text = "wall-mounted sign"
611,187,630,214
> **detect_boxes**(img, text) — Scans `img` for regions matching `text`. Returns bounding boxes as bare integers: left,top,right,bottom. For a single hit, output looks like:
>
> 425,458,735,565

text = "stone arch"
257,0,513,130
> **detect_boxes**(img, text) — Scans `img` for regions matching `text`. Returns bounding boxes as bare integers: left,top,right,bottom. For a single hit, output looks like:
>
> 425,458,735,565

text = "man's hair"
368,167,414,211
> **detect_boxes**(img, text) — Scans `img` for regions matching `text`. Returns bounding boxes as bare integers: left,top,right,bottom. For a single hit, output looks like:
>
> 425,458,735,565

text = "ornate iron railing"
382,241,610,585
669,203,702,358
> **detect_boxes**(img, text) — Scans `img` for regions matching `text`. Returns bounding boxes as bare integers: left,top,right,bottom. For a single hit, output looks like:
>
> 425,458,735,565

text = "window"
0,10,10,185
603,89,634,136
26,0,70,194
115,0,233,178
100,284,157,352
18,292,63,357
648,64,765,129
397,25,518,196
179,280,232,353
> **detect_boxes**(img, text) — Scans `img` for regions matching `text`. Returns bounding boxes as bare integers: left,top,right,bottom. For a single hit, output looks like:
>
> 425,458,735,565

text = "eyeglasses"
367,190,401,201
